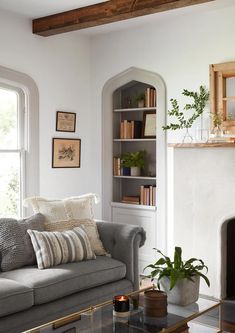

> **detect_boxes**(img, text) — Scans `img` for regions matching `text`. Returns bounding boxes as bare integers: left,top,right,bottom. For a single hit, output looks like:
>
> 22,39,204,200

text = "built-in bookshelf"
102,68,166,272
112,81,157,208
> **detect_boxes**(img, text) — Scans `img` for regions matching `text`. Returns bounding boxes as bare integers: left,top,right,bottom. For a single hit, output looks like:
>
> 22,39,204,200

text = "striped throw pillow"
27,227,96,269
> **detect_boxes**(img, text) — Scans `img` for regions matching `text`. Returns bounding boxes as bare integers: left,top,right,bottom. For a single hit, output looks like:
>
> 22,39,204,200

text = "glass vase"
182,128,193,143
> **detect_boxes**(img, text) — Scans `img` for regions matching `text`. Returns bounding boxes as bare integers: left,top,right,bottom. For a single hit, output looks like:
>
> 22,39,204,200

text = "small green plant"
162,86,209,131
121,151,145,168
144,246,210,290
135,93,145,102
211,112,223,128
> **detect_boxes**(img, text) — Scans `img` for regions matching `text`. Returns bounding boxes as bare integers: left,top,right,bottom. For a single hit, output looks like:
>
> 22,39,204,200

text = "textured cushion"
1,256,127,305
0,278,33,317
24,194,107,256
27,227,96,269
0,214,45,271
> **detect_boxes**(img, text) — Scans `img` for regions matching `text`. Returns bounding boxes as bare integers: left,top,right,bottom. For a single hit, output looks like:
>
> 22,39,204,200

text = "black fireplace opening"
226,218,235,299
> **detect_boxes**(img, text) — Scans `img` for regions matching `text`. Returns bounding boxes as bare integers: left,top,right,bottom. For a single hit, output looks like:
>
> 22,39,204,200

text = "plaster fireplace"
221,217,235,299
170,145,235,299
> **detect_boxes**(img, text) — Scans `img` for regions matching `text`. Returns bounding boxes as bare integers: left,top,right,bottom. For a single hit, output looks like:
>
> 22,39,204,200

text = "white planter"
160,275,200,306
130,167,141,177
138,100,145,108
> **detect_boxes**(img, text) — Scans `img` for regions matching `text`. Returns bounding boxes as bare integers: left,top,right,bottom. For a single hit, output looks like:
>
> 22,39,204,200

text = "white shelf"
113,107,156,112
113,138,156,142
111,201,157,211
113,175,156,180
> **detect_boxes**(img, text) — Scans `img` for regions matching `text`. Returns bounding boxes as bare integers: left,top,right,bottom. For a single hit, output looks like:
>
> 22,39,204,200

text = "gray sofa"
0,221,146,333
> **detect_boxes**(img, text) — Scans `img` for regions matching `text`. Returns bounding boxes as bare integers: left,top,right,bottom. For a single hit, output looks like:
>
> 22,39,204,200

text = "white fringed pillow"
27,227,95,269
24,194,108,256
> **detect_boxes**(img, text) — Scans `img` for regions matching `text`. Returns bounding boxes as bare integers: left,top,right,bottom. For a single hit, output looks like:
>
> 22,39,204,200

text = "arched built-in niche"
101,67,167,256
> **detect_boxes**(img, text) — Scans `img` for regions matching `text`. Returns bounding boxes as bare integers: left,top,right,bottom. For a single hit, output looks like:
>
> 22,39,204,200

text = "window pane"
0,153,21,218
0,87,18,149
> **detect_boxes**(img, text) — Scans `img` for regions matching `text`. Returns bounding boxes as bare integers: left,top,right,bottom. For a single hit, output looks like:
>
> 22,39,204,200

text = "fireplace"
226,218,235,299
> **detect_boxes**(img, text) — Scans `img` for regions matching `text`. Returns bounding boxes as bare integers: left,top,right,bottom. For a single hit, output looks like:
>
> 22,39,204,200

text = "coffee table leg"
217,302,223,333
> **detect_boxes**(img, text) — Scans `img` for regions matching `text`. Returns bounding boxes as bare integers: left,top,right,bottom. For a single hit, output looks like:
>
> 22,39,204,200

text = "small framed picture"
56,111,76,132
52,138,81,168
142,111,156,138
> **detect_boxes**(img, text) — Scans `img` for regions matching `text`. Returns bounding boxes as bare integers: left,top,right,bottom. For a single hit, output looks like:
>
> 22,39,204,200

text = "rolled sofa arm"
96,221,146,291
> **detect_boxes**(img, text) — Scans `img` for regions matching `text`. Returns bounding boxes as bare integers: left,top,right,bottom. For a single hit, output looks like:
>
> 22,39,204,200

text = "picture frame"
142,111,156,138
52,138,81,168
56,111,76,132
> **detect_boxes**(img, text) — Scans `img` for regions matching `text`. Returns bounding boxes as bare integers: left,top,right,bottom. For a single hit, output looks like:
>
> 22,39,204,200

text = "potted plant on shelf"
121,151,145,176
144,246,210,306
162,86,209,143
135,93,145,108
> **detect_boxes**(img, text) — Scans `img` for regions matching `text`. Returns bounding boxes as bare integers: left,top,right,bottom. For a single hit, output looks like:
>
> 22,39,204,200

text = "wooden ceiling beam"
33,0,214,37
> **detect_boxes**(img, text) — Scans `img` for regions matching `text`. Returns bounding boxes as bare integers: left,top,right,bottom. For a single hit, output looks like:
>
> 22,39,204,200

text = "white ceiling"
0,0,108,19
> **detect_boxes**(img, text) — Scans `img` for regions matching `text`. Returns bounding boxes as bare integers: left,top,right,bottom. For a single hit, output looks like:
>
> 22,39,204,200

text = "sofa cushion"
1,256,126,305
24,194,107,256
27,227,95,269
0,278,33,317
0,214,45,271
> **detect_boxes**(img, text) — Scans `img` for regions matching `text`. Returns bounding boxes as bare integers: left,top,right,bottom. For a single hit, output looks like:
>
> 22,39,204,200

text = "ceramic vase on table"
160,275,200,306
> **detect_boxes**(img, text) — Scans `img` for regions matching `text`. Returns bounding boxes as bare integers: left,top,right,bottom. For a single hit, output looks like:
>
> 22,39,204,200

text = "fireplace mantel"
169,142,235,148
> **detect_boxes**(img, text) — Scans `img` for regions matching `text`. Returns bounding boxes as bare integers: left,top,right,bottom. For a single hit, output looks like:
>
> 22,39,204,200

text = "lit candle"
113,295,130,313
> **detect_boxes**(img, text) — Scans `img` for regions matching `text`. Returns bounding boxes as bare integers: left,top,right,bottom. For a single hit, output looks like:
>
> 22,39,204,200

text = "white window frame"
0,83,25,216
0,65,39,217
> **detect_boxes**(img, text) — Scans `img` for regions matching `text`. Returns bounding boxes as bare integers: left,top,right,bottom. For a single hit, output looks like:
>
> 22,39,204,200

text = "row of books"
140,185,156,206
113,157,121,176
120,120,142,139
121,185,156,206
145,88,156,108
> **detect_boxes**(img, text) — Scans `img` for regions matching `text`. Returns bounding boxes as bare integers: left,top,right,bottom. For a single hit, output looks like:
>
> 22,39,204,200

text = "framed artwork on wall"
52,138,81,168
56,111,76,132
142,111,156,138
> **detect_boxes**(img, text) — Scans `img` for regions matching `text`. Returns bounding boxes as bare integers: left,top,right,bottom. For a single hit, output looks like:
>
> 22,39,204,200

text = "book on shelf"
145,87,156,108
121,196,140,205
120,120,142,139
113,157,121,176
140,184,156,206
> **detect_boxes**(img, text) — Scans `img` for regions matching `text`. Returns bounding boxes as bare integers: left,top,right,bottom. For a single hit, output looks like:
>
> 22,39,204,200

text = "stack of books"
121,196,140,205
120,120,142,139
140,185,156,206
113,157,121,176
145,88,156,108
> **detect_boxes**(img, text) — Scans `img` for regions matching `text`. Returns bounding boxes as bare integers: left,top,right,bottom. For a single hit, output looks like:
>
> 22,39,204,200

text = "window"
0,65,39,218
0,85,25,218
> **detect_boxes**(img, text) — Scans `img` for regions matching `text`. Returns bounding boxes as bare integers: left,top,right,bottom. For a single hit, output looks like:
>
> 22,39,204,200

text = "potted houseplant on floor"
121,151,145,176
144,246,210,306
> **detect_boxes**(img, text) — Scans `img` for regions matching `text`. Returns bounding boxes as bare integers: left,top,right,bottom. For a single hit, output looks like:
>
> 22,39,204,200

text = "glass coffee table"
23,286,222,333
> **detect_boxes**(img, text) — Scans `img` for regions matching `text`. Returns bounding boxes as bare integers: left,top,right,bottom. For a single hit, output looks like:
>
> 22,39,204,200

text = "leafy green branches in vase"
210,111,224,137
162,86,209,143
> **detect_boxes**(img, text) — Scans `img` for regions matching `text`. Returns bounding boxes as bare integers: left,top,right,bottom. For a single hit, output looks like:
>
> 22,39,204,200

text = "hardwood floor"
222,300,235,332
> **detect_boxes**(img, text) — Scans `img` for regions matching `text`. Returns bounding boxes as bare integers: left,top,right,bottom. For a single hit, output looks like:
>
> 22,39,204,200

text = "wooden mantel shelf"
168,142,235,148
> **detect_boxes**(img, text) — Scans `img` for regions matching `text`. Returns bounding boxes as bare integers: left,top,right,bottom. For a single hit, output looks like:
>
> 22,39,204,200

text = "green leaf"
174,247,182,269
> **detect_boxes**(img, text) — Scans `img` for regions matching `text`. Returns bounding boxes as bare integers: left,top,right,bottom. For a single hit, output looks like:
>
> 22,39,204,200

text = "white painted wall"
0,10,98,204
90,0,235,296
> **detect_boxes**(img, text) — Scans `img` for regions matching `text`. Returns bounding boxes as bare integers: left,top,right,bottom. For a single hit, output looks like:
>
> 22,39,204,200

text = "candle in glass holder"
113,295,130,317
